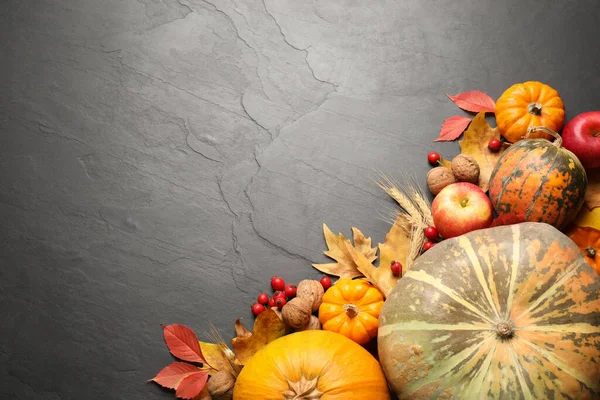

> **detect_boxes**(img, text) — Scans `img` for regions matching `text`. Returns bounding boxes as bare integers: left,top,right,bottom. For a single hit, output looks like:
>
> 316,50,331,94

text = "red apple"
562,111,600,169
432,182,493,239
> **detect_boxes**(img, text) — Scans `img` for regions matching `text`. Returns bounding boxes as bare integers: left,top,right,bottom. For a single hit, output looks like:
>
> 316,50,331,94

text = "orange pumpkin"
568,225,600,274
495,81,565,143
318,279,384,345
233,330,390,399
379,222,600,398
489,126,587,230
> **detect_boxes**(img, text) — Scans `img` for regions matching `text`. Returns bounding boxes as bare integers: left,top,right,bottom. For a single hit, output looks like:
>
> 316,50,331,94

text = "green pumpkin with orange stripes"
378,222,600,399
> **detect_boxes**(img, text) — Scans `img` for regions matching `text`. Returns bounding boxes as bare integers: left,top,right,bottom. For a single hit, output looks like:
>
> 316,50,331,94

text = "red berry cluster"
251,275,332,316
423,225,441,251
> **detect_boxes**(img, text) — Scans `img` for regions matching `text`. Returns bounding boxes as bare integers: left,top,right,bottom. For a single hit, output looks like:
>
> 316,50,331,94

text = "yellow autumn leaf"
378,213,412,273
198,341,235,375
459,111,503,192
231,309,285,364
585,168,600,210
344,215,412,298
312,224,376,279
439,156,452,169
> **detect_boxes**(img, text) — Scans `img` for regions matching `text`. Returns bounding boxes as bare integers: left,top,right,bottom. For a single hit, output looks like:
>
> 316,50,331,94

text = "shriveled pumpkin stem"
585,246,596,258
344,304,359,318
526,126,562,148
495,321,514,340
283,376,323,400
528,102,543,116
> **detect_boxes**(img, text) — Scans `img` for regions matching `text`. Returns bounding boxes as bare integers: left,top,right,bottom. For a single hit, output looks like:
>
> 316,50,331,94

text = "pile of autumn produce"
151,81,600,400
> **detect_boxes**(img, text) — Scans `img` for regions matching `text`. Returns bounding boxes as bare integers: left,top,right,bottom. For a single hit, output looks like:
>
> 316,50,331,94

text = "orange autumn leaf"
312,224,376,279
585,168,600,210
231,309,285,364
459,111,503,192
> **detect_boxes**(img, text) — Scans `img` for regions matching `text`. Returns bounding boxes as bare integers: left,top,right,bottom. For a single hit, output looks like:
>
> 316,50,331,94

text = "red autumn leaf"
175,370,209,399
435,116,471,142
446,91,496,113
150,362,200,389
163,324,205,363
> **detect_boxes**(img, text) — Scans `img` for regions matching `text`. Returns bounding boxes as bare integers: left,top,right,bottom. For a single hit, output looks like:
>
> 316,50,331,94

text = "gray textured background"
1,0,599,398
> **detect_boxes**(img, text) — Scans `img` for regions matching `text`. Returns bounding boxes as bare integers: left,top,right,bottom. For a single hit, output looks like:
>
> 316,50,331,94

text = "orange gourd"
233,330,390,400
489,127,587,230
318,278,384,345
495,81,565,143
568,225,600,274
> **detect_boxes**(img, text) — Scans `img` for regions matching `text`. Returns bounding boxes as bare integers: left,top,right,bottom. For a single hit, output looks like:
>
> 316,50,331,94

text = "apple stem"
585,246,596,258
460,198,469,208
593,131,600,138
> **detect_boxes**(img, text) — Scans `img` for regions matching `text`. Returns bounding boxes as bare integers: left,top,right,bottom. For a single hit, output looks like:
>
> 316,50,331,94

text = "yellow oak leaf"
459,111,503,192
198,341,235,375
585,168,600,210
312,224,376,279
345,214,412,298
231,309,285,364
378,213,412,274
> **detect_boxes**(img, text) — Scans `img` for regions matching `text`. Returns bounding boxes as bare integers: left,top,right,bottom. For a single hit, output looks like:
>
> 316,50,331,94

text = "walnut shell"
296,315,321,331
282,297,312,329
296,280,324,312
208,370,235,399
451,154,480,184
427,166,456,195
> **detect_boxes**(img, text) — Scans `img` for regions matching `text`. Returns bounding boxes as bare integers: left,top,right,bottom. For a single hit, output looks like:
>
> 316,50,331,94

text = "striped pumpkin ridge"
378,222,600,399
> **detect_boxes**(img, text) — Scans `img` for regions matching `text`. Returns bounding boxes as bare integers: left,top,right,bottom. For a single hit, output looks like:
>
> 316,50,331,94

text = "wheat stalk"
375,172,433,269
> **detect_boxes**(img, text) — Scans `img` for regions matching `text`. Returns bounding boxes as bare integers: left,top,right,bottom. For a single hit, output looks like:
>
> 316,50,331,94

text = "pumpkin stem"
526,126,562,148
585,246,596,258
495,321,514,340
344,304,359,318
527,102,543,116
283,376,323,400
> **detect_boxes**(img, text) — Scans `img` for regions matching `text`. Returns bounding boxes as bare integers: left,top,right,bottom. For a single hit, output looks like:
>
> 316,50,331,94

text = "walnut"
296,315,321,331
207,370,235,400
282,297,312,329
451,154,480,184
427,166,456,195
296,280,324,312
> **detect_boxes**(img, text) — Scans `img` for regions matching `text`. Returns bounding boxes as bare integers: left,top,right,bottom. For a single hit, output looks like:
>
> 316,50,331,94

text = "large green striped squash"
378,222,600,399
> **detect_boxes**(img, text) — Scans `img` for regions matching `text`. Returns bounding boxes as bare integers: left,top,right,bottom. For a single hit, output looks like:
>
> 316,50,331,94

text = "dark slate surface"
1,0,599,398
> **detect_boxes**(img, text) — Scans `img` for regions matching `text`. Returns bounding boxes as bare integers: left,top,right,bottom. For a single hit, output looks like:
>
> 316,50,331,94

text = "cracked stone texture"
1,0,599,398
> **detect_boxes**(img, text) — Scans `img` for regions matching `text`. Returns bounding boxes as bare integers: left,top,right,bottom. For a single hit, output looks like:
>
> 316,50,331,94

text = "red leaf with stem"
163,324,205,363
446,91,495,113
175,371,210,399
150,362,201,389
435,116,471,142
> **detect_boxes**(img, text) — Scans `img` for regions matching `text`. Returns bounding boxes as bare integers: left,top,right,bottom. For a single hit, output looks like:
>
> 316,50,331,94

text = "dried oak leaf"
312,224,376,279
585,168,600,210
435,115,471,142
345,214,412,298
231,308,285,364
459,111,503,192
446,91,496,113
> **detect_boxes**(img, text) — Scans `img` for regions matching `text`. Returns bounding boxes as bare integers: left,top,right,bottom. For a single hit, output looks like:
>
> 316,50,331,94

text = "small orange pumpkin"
568,225,600,274
318,278,384,345
495,81,565,143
